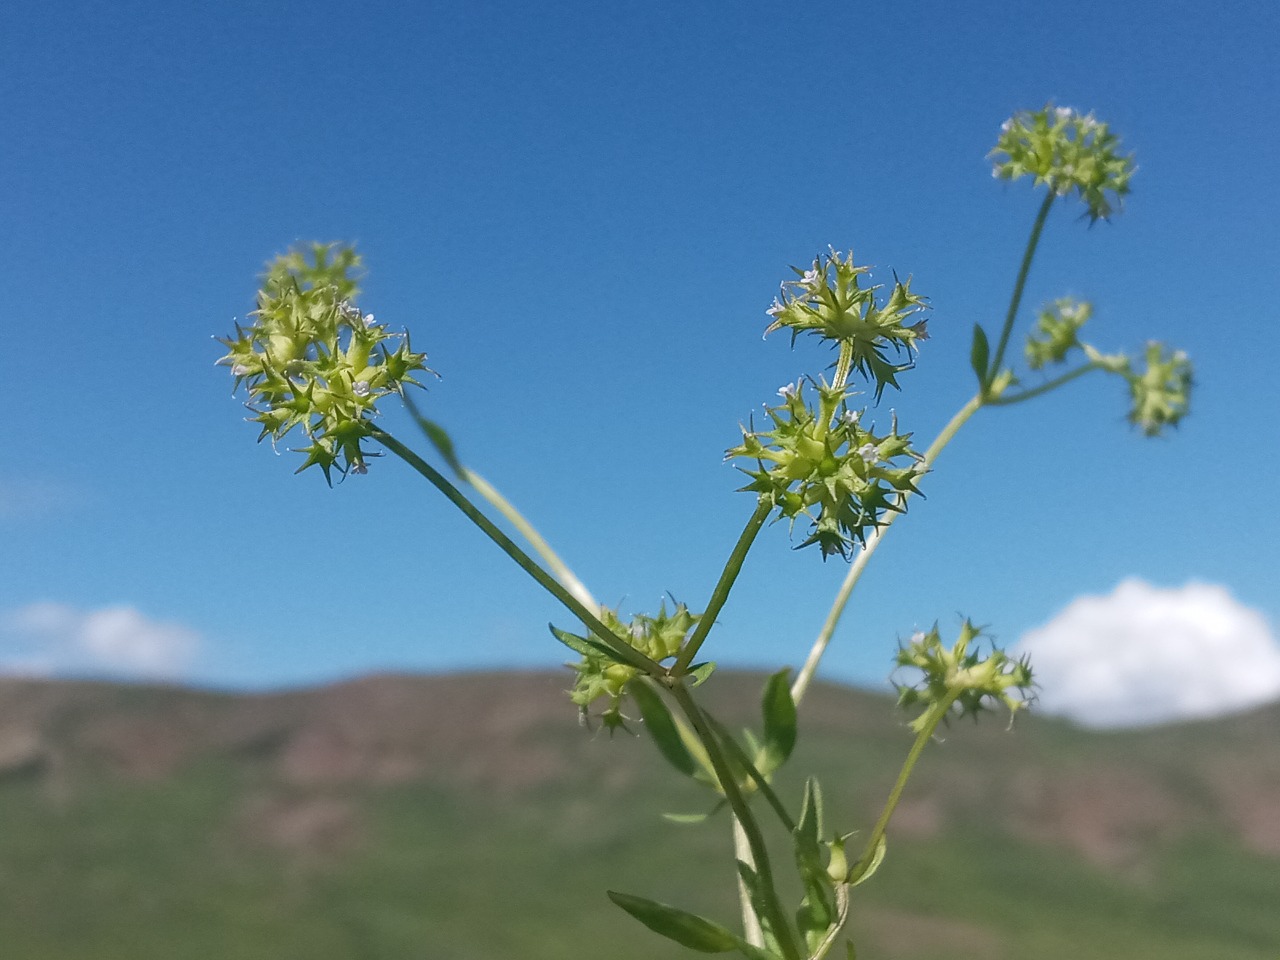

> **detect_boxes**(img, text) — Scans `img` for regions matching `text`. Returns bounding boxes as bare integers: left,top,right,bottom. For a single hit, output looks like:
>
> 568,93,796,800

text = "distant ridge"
0,670,1276,959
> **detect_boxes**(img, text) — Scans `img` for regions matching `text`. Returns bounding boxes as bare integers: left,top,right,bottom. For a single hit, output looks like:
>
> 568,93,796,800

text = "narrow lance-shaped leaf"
793,777,825,872
403,391,464,475
760,669,797,775
847,835,887,887
548,624,626,663
630,680,698,779
970,323,990,385
606,891,738,953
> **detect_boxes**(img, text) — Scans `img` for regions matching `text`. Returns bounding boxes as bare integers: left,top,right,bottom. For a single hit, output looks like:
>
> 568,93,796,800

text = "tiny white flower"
362,313,376,327
801,268,820,286
351,461,368,475
777,382,797,399
231,364,250,377
910,630,927,645
1055,106,1074,123
352,381,371,397
766,297,785,317
857,442,879,463
839,409,860,427
1000,118,1013,133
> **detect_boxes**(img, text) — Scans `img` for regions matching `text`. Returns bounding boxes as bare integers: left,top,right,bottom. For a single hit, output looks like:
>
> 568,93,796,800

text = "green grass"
0,673,1276,958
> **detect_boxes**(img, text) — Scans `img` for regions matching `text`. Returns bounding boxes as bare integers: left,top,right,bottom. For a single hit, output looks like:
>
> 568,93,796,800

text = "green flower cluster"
766,249,929,400
728,379,924,558
1123,342,1193,437
554,601,702,730
990,104,1135,222
895,621,1034,732
216,244,431,482
1025,297,1092,369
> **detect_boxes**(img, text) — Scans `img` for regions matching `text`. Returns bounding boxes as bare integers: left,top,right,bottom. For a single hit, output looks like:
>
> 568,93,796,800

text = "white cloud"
0,602,200,679
1015,579,1280,728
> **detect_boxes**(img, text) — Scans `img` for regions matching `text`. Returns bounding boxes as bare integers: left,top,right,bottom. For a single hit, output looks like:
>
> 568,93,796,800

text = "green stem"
372,428,661,675
832,341,854,391
731,819,765,948
985,361,1102,406
462,469,599,612
673,502,773,674
669,682,802,960
853,693,958,876
792,394,984,706
703,711,796,832
985,191,1055,391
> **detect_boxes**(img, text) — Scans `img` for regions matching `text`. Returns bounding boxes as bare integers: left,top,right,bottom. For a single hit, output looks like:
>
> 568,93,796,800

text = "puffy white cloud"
1015,579,1280,728
0,602,200,679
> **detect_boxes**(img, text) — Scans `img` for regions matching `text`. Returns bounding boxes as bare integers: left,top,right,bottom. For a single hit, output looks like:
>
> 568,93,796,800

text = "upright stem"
372,429,661,675
791,393,983,706
673,502,772,674
668,682,802,960
732,819,765,948
986,192,1054,389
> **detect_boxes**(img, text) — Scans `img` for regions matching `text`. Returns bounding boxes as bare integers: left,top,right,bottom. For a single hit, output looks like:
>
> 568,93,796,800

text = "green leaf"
403,392,463,475
970,323,990,385
793,778,824,871
630,681,698,778
662,799,726,825
607,891,739,953
846,940,858,959
548,624,626,663
688,661,717,686
848,835,887,887
760,669,797,774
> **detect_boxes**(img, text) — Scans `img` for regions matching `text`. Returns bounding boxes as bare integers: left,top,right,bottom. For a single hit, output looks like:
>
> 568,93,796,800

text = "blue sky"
2,0,1278,724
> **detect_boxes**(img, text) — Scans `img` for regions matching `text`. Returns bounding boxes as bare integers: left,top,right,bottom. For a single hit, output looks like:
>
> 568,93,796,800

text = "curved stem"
372,428,661,675
791,393,984,706
986,361,1102,406
985,191,1055,391
462,469,599,612
673,502,773,674
853,692,958,876
669,682,802,960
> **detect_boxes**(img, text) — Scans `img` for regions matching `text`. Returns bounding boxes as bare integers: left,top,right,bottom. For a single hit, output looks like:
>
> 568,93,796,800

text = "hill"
0,671,1277,959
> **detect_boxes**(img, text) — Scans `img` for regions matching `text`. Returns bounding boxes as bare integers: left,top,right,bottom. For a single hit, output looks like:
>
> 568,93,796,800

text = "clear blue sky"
3,0,1277,709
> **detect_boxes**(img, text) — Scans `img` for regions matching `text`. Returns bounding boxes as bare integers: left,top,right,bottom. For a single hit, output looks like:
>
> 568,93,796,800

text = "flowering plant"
218,104,1190,958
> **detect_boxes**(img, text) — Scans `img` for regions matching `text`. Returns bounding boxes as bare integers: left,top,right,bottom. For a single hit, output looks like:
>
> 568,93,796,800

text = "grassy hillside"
0,672,1276,959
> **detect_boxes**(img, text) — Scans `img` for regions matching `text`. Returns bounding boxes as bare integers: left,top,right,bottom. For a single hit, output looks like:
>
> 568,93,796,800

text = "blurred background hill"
0,671,1276,959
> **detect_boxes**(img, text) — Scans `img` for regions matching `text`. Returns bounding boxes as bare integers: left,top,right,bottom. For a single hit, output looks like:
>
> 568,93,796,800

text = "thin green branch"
985,361,1102,406
673,502,773,674
703,711,797,833
792,393,984,706
372,428,661,675
669,682,803,960
462,469,599,612
985,191,1055,390
853,692,958,877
